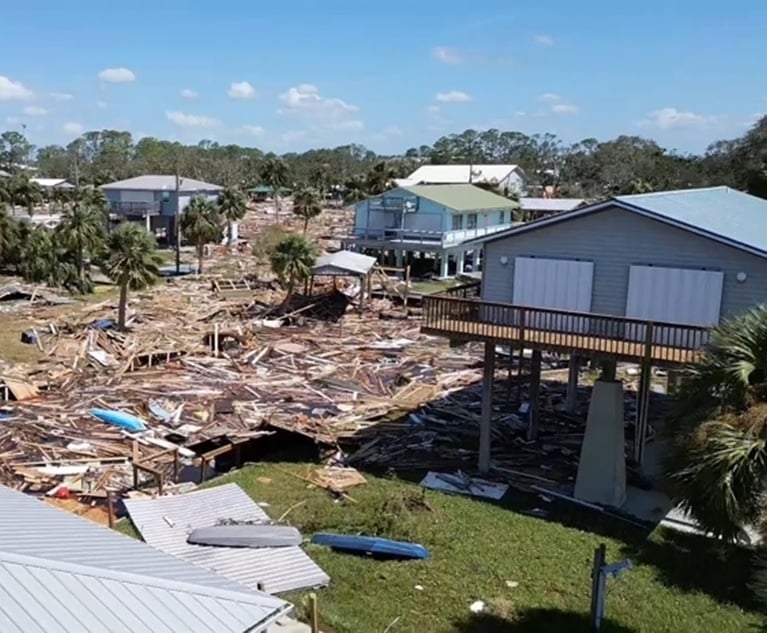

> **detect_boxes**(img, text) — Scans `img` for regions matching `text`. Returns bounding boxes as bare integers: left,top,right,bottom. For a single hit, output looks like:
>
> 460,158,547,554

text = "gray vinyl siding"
481,205,767,322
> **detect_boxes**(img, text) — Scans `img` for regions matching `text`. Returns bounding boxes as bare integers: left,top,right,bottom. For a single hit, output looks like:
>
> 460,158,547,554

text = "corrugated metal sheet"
519,197,585,212
0,550,289,633
100,175,223,192
313,250,376,276
616,186,767,254
403,184,518,212
407,164,519,185
0,485,246,591
124,484,330,594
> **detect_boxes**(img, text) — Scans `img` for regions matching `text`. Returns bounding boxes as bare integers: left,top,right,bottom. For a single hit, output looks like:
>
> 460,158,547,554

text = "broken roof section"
124,483,330,594
0,485,290,632
313,250,377,276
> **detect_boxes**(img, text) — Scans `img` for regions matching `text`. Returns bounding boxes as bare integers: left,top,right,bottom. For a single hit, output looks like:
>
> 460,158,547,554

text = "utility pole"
175,168,182,275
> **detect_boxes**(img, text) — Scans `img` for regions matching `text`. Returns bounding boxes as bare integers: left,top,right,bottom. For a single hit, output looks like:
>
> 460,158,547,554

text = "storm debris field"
0,206,664,514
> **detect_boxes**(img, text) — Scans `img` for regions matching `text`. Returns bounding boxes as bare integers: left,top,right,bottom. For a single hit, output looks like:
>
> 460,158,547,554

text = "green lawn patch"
115,463,763,632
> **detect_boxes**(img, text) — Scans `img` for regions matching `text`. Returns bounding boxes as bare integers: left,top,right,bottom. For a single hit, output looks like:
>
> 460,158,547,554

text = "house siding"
105,189,219,216
481,205,767,321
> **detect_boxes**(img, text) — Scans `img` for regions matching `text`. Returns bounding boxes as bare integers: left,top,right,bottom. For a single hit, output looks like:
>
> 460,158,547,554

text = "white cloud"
436,90,473,103
227,81,256,100
165,111,220,128
63,122,84,135
49,92,73,101
96,100,107,109
5,116,20,124
180,88,199,100
552,103,579,114
327,119,364,131
242,124,265,136
538,93,562,103
427,105,441,115
534,34,555,46
97,67,137,83
0,76,34,101
637,107,719,130
23,105,48,117
371,125,404,142
278,84,358,119
280,130,307,144
431,46,465,64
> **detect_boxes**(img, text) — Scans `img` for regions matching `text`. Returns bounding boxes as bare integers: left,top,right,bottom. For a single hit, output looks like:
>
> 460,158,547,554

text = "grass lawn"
115,463,762,632
0,285,119,364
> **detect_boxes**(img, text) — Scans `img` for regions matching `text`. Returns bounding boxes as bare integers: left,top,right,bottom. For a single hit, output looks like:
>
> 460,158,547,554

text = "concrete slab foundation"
574,379,626,507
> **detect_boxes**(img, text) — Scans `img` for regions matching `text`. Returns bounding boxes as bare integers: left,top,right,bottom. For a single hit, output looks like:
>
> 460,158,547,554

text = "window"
499,210,506,224
467,213,478,229
451,214,463,230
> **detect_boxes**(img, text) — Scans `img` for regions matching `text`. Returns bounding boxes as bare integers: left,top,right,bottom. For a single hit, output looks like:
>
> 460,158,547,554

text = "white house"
403,164,528,195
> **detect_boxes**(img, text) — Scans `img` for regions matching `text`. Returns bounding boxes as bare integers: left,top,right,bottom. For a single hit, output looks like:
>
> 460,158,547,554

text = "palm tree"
18,225,58,285
365,161,396,195
10,177,44,215
100,223,162,330
56,202,105,292
180,196,223,274
292,186,323,234
261,157,290,220
217,187,246,247
667,304,767,542
0,206,19,269
269,234,317,302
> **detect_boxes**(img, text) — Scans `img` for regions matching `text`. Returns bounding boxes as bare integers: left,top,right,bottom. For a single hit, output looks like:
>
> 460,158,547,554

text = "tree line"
1,114,766,200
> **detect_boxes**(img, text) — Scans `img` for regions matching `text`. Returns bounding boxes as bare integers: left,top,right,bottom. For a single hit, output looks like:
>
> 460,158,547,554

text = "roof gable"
468,186,767,258
401,184,518,212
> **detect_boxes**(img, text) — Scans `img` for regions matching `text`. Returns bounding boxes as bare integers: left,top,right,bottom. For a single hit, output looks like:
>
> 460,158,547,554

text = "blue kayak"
311,533,430,560
90,408,147,432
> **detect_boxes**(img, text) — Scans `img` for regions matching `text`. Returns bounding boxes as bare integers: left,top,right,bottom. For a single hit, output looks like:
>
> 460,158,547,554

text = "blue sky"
0,0,765,154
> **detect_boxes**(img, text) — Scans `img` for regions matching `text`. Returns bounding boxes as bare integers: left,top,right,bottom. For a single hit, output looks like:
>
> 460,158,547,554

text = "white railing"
343,222,517,247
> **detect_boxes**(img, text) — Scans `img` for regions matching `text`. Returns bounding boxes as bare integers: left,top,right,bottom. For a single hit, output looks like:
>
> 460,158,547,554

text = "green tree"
667,305,767,542
217,187,246,247
292,186,323,233
0,206,19,269
261,157,290,220
56,202,106,292
269,234,317,301
18,225,58,284
180,196,223,274
100,223,162,329
10,177,44,215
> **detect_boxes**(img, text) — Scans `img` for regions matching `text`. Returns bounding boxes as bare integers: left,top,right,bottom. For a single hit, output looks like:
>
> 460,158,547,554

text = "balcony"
421,292,711,365
110,201,162,216
342,222,518,248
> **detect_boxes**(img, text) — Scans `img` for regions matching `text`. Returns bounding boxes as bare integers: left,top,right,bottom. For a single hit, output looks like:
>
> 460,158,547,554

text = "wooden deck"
422,293,709,365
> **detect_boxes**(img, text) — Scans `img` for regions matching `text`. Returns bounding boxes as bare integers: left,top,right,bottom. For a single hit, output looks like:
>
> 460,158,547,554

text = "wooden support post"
527,349,542,441
309,593,320,633
633,359,652,466
505,347,514,403
404,264,411,308
213,323,220,357
566,354,580,414
106,489,115,528
199,458,207,484
478,341,496,473
173,449,180,482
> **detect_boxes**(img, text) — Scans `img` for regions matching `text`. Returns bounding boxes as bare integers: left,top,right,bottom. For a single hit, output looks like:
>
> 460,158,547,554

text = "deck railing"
422,294,711,364
110,201,162,215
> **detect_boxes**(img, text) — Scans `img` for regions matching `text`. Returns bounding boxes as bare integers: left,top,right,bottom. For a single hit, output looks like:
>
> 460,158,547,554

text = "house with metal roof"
0,484,298,632
421,186,767,510
100,174,223,242
343,183,520,277
404,164,527,195
518,197,587,219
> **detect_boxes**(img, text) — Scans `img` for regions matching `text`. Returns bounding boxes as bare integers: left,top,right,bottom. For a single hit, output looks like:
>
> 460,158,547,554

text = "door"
512,257,594,333
625,265,723,347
